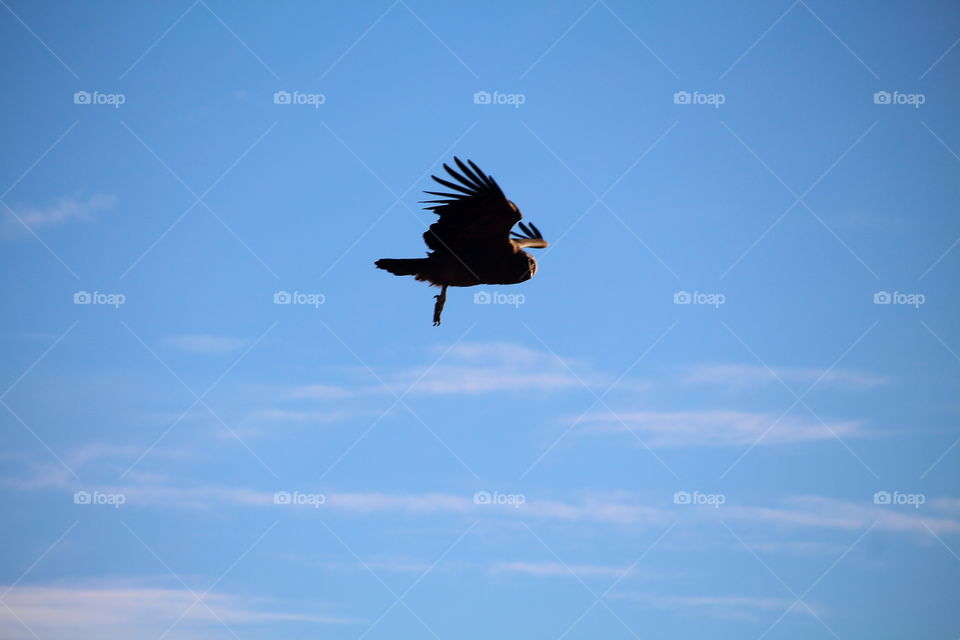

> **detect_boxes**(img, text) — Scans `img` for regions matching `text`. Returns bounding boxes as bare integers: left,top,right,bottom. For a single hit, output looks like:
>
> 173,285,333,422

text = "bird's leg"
433,285,448,326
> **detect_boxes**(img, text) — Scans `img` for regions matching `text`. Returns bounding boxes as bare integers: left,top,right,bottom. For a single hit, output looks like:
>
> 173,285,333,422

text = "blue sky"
1,0,959,637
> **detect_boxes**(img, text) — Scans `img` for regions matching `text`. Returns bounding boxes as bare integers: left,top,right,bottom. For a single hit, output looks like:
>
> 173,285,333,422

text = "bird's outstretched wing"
419,157,520,253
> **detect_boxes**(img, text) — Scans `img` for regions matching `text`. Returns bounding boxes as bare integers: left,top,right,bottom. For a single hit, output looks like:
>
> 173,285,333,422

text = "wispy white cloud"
66,443,196,468
319,491,668,526
680,363,889,390
297,491,960,536
10,454,959,539
583,409,862,447
306,557,434,574
165,334,249,354
745,540,849,555
613,591,817,621
0,459,74,490
249,409,355,423
51,477,960,536
287,384,354,399
724,495,960,535
489,561,628,578
0,583,351,640
6,194,116,233
232,407,380,438
285,342,589,398
930,497,960,515
10,468,669,525
396,342,587,395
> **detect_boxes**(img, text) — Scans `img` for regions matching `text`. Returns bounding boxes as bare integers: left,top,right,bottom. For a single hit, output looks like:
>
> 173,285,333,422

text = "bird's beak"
510,221,548,248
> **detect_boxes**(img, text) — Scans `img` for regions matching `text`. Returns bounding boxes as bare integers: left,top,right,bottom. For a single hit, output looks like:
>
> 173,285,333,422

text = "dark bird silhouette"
375,158,547,325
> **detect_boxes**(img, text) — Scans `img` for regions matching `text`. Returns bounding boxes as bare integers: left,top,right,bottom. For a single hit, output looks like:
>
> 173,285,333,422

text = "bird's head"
510,220,548,249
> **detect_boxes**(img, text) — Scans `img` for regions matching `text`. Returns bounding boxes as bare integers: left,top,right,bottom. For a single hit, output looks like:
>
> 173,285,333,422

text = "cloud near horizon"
0,583,352,640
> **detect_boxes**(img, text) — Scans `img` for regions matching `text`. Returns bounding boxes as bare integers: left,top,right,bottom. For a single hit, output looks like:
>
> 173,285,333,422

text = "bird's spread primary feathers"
375,157,548,325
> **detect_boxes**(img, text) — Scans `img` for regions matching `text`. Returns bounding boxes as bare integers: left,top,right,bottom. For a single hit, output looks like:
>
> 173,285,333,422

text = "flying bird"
375,158,547,325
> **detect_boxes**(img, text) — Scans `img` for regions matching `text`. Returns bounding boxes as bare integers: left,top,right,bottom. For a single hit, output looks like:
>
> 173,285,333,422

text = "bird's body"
375,158,547,324
377,245,536,287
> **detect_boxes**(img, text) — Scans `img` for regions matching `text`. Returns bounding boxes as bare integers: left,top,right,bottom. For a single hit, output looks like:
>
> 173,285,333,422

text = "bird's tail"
375,258,427,277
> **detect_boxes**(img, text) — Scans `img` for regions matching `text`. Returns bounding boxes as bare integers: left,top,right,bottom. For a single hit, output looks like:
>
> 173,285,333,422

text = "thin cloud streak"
4,194,116,233
10,463,960,537
0,584,353,640
680,363,889,389
613,591,818,622
165,335,250,354
582,409,863,447
489,561,629,578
